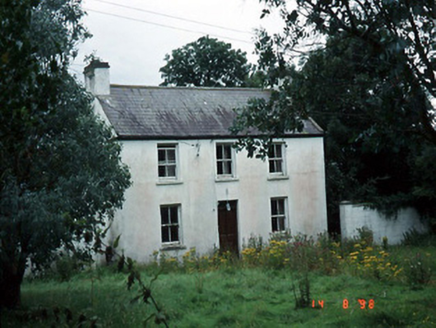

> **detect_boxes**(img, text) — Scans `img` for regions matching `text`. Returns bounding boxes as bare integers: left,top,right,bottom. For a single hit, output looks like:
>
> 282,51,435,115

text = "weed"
293,274,311,309
51,251,89,282
406,253,432,287
194,273,205,294
402,229,436,247
356,226,374,245
382,236,389,250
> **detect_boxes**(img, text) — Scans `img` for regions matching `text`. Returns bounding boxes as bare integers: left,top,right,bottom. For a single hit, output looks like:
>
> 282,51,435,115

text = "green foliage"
4,232,436,326
0,0,131,308
159,36,253,87
97,235,170,327
405,253,432,287
6,257,436,327
241,233,340,274
259,1,436,112
402,229,436,247
292,274,311,309
2,305,99,327
231,1,436,229
52,251,88,282
341,241,403,281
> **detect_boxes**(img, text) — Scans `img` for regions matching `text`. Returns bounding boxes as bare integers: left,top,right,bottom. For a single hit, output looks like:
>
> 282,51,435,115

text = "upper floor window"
268,143,284,174
216,143,234,177
158,144,177,178
271,198,287,232
160,204,181,244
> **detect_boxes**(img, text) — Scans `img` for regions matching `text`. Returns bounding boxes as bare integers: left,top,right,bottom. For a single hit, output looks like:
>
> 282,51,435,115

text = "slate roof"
96,85,323,139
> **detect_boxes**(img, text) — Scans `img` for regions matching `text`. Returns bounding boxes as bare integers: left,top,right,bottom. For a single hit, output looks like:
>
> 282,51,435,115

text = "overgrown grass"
2,232,436,327
3,267,436,327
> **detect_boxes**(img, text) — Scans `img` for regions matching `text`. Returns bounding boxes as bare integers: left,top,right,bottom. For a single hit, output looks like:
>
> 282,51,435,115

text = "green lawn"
2,241,436,327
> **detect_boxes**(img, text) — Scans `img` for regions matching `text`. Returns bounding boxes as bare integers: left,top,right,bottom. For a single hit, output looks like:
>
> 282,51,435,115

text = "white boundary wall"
340,202,429,244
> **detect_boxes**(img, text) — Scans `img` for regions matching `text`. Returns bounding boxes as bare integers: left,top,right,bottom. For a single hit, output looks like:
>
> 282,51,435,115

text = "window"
216,143,234,177
271,198,287,232
160,205,180,243
268,143,284,174
158,144,177,178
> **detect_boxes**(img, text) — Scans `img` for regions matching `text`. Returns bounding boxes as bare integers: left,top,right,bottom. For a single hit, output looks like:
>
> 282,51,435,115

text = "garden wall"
340,202,429,244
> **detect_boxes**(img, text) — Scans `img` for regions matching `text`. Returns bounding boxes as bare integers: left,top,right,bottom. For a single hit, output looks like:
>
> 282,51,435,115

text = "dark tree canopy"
289,35,432,230
159,36,252,87
252,0,436,144
231,1,436,230
0,0,131,309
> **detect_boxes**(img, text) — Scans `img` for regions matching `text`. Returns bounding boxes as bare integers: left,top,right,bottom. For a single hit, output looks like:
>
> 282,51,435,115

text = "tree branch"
405,0,436,93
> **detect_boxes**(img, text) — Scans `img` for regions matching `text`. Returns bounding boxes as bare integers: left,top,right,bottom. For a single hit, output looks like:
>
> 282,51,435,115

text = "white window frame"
216,143,235,178
268,143,286,175
157,144,178,180
160,204,181,245
270,198,288,232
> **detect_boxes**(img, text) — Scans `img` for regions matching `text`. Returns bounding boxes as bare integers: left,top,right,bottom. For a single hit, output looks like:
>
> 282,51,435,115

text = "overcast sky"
71,0,284,86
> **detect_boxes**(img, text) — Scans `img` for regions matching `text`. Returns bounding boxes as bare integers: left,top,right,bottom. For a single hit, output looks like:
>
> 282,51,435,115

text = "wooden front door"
218,200,238,255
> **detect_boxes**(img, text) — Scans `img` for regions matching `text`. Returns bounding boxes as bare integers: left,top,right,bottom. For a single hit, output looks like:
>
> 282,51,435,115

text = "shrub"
151,250,180,272
48,251,90,282
342,241,402,281
402,229,436,247
241,247,260,267
356,226,374,245
263,239,289,269
406,253,432,287
181,247,211,273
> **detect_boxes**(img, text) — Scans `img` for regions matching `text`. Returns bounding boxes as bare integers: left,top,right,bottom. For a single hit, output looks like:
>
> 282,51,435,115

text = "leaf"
261,9,270,19
113,234,121,249
127,272,135,290
287,10,298,23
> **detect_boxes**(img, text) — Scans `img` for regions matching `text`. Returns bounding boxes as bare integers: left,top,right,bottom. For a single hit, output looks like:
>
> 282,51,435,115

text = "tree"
231,1,436,229
159,36,253,87
0,0,131,309
287,35,428,231
252,0,436,143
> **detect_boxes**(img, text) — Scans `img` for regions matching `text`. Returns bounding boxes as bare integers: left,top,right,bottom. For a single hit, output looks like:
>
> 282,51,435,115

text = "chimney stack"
83,60,110,96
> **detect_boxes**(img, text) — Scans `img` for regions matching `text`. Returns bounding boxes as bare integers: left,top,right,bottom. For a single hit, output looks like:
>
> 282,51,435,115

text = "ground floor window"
160,204,180,243
271,198,287,232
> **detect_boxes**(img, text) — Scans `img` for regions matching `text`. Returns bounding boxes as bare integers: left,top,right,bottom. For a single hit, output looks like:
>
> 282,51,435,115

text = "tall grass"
2,231,436,327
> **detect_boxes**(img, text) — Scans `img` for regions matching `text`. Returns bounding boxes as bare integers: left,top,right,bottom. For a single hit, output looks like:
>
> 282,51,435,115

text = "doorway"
217,200,238,255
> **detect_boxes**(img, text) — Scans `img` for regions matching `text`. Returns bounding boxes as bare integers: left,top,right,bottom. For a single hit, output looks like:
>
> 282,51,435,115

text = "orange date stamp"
311,299,375,309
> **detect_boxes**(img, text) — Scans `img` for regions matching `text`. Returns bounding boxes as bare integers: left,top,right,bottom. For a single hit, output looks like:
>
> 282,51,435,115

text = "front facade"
85,61,327,262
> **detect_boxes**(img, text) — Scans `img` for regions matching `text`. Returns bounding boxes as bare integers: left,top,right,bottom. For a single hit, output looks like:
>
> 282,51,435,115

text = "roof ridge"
110,84,268,92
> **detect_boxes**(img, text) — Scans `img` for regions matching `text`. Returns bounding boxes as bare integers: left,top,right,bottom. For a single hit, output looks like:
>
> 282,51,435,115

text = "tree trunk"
0,260,25,309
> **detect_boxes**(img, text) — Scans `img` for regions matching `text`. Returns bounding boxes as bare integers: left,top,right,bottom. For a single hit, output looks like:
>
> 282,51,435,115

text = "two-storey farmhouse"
84,61,327,262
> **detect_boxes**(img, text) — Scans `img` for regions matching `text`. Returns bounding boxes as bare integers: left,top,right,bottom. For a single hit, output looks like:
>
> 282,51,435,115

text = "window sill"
215,177,239,183
160,244,186,251
267,175,289,181
156,180,183,186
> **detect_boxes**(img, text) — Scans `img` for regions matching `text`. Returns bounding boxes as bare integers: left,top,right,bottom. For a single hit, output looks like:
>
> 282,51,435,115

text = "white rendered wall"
110,137,327,262
340,202,429,244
